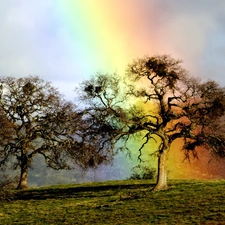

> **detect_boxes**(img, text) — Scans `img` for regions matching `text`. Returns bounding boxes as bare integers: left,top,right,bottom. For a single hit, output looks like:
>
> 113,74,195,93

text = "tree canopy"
1,55,225,191
79,55,225,190
0,76,109,189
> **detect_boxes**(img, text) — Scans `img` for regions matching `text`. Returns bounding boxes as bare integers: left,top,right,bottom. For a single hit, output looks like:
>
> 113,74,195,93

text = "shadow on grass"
14,182,154,201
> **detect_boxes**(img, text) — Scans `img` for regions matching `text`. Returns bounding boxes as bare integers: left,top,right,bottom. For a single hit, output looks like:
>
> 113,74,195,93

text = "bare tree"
74,75,127,169
0,76,87,189
79,55,225,191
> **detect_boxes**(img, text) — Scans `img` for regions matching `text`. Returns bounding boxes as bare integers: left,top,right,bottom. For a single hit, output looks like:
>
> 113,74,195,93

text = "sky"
1,0,225,100
1,0,225,180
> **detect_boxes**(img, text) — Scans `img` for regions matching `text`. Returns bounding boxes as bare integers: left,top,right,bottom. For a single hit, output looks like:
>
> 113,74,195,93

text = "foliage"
128,166,156,180
0,180,225,224
0,76,109,189
0,171,18,201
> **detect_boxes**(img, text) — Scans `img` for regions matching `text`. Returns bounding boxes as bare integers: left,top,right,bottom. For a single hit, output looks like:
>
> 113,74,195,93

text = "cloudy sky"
1,0,225,102
1,0,225,180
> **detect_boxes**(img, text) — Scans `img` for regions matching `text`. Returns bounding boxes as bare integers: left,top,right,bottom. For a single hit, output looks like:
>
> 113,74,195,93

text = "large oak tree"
79,55,225,190
0,76,96,189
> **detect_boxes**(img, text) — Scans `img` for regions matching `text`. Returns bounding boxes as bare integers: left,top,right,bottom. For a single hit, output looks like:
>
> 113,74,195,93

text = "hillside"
1,180,225,224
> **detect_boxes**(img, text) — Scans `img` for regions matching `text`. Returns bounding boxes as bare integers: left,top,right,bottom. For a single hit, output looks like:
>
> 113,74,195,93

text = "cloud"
1,0,225,101
0,0,83,99
142,0,225,83
0,1,53,75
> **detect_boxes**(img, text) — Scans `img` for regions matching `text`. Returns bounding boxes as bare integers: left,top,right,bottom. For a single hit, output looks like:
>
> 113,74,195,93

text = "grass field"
0,179,225,224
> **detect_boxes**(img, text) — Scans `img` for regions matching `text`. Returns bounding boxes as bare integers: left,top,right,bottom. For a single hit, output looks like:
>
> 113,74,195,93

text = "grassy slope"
0,180,225,224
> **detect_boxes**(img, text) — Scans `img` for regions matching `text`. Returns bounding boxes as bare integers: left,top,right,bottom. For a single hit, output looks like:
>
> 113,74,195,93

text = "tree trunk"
17,155,28,189
153,148,169,191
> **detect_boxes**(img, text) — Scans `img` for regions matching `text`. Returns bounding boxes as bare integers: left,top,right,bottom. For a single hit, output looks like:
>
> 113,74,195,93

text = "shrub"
0,173,18,201
128,166,156,180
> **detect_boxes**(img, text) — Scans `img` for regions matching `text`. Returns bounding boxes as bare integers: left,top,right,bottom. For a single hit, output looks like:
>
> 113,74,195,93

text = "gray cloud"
0,0,85,99
152,0,225,83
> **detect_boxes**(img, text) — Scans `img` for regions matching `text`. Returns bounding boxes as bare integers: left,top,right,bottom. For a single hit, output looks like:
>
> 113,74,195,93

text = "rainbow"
56,1,225,180
57,1,165,76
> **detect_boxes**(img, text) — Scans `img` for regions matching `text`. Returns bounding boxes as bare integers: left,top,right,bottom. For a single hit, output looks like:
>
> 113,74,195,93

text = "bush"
0,173,18,201
128,166,156,180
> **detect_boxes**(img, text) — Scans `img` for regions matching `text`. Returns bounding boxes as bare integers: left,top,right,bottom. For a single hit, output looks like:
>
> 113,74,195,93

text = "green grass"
1,180,225,224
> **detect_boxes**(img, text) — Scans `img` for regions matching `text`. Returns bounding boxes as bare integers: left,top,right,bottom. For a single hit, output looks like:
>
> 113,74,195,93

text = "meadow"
0,180,225,224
